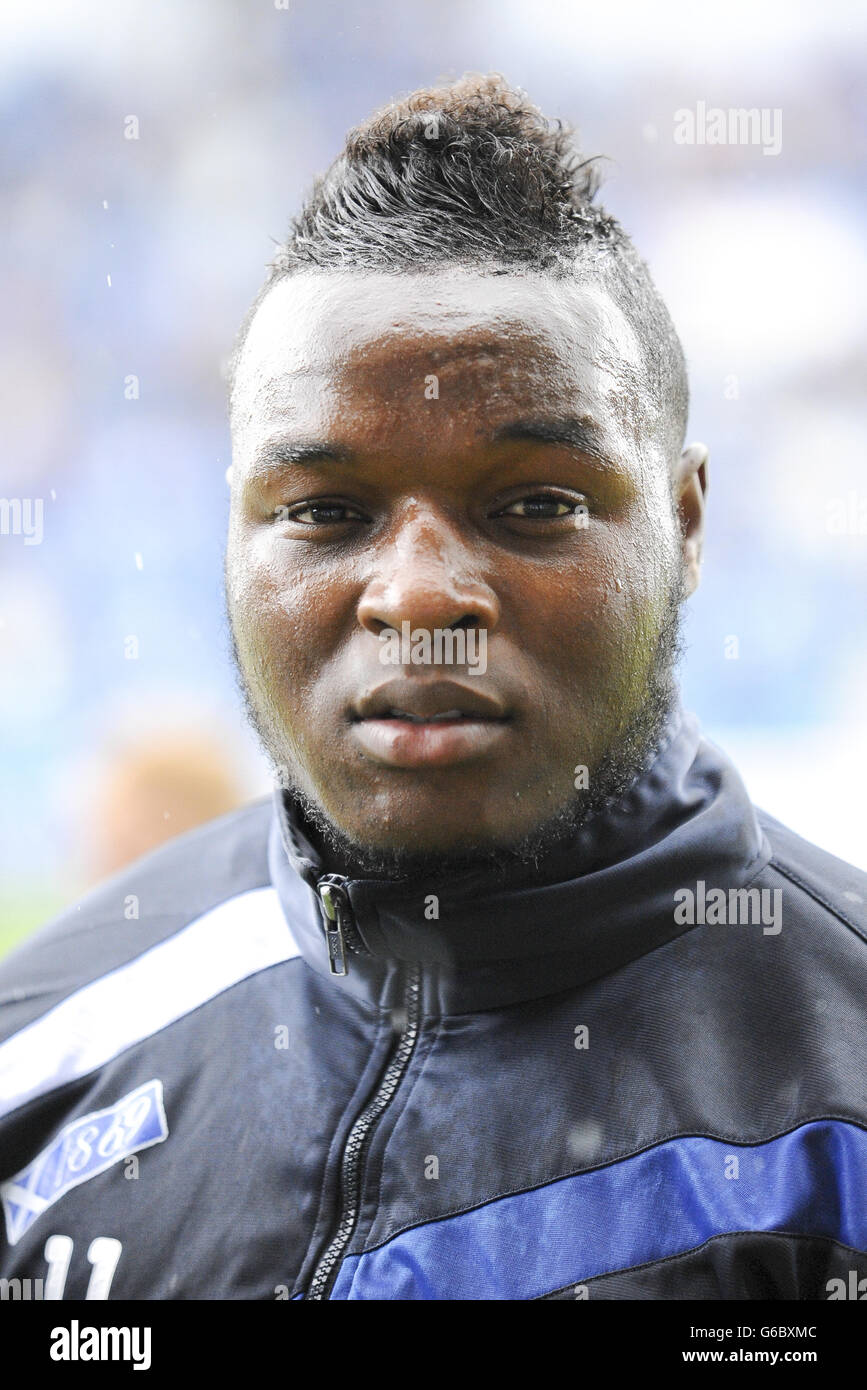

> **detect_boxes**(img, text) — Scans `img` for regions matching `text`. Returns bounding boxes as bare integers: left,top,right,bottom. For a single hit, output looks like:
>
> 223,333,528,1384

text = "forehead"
230,268,649,452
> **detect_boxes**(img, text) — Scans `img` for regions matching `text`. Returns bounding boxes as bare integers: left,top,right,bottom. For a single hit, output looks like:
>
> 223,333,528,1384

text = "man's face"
227,268,696,866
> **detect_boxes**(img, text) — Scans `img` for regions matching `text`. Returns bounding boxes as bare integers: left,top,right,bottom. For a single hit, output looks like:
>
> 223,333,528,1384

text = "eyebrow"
250,415,620,478
252,438,354,473
490,417,617,467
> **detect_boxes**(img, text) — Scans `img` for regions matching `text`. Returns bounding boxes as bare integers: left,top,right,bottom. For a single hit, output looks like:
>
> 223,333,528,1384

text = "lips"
353,678,509,724
350,679,511,768
379,708,467,723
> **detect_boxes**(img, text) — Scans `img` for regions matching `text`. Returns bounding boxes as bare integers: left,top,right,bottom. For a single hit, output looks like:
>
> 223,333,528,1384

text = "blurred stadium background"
1,0,865,957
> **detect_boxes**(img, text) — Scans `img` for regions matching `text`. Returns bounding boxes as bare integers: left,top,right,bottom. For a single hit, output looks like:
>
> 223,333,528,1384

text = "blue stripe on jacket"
331,1119,867,1299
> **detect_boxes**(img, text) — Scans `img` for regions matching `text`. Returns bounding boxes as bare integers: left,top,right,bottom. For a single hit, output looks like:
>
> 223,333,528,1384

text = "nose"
357,507,500,637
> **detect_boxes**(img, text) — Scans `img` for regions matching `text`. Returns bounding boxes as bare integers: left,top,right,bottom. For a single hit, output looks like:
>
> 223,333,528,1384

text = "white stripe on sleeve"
0,887,301,1120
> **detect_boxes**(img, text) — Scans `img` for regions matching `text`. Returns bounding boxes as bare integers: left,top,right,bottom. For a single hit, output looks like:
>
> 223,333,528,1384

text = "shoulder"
756,807,867,946
0,797,276,1040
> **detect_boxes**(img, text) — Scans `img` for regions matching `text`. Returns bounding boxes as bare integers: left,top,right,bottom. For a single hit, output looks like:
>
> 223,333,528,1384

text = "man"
1,74,866,1302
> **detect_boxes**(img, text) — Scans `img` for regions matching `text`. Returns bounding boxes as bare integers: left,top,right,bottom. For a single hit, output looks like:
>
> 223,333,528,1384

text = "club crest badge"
1,1079,168,1246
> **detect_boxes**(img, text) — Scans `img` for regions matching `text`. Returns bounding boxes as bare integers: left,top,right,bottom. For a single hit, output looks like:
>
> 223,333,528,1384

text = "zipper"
307,961,422,1300
316,874,368,976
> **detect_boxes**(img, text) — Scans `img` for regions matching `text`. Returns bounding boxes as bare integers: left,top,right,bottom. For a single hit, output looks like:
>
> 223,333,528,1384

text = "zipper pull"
317,876,353,977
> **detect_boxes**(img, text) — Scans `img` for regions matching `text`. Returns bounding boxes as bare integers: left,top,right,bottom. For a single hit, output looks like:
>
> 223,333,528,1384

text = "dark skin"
226,268,707,863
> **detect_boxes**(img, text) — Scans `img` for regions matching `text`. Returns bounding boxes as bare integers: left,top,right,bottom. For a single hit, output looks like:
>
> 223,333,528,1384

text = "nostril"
366,614,481,635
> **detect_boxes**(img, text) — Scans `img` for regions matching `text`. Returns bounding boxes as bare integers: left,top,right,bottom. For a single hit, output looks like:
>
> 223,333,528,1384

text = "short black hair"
229,73,688,460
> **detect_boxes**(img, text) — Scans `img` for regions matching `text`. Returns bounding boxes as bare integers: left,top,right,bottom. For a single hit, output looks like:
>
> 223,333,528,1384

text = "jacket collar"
267,703,771,1015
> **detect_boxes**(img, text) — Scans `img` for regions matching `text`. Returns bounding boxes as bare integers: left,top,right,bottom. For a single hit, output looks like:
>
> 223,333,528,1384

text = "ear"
675,442,708,597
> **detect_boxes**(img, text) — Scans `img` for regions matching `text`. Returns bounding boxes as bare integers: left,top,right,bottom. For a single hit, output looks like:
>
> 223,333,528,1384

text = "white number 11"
43,1234,123,1300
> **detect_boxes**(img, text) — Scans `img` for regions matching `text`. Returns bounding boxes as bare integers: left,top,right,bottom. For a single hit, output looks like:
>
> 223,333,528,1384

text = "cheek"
603,508,681,686
600,483,680,613
229,527,349,692
504,531,627,642
504,514,673,696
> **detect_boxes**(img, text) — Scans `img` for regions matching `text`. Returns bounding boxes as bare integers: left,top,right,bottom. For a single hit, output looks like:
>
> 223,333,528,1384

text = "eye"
277,501,367,526
495,492,587,521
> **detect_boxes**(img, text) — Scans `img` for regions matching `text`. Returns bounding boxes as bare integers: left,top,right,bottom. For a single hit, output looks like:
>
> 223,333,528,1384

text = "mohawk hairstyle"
229,73,688,459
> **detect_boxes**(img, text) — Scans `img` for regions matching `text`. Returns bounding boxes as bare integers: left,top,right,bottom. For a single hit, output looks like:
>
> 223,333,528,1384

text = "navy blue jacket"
1,706,866,1300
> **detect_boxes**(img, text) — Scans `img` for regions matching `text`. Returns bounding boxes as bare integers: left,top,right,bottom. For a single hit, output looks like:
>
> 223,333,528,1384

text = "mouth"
350,681,512,768
373,707,478,723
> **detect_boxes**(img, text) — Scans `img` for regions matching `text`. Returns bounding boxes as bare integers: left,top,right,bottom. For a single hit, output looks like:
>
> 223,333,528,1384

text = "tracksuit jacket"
1,704,866,1301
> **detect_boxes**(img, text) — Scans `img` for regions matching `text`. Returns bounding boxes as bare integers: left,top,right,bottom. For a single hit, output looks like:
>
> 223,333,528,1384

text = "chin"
294,779,591,882
337,813,515,857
